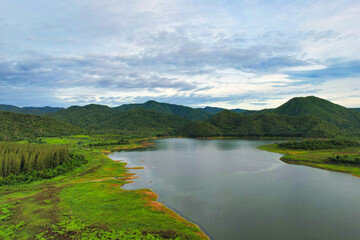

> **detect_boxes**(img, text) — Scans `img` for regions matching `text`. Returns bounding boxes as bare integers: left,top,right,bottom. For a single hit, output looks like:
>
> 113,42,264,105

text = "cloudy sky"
0,0,359,109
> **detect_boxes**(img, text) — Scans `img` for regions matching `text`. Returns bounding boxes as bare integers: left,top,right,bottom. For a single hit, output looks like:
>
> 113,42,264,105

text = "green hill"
0,104,63,115
199,107,226,115
49,104,116,130
267,96,360,130
199,106,246,115
23,106,64,114
351,108,360,112
231,108,246,113
183,96,360,138
50,105,189,135
100,109,189,135
205,110,344,138
0,111,83,141
115,100,212,121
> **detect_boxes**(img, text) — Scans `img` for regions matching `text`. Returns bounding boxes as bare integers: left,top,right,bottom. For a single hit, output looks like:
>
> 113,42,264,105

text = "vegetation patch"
278,139,360,150
36,216,175,240
0,142,87,185
259,141,360,177
0,201,24,240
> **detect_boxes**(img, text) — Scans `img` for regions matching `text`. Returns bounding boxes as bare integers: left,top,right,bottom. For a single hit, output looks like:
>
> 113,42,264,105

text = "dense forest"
0,142,87,185
0,142,69,177
181,111,346,138
278,139,360,150
0,111,83,141
50,106,190,135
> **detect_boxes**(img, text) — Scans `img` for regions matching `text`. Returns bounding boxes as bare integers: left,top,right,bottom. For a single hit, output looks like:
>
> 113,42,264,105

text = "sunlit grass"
259,143,360,177
0,135,208,239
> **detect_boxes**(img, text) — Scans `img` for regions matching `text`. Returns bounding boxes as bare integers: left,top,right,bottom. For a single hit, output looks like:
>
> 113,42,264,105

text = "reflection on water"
110,138,360,240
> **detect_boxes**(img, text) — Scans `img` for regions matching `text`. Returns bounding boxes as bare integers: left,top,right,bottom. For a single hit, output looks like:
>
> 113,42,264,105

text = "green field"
0,136,208,240
259,143,360,177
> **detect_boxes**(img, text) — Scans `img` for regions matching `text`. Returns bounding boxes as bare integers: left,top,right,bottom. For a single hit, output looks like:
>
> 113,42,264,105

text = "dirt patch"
147,201,164,210
127,167,144,170
12,185,64,226
111,184,121,187
122,172,137,180
140,191,158,200
82,178,115,183
77,164,102,177
125,175,138,180
141,141,153,146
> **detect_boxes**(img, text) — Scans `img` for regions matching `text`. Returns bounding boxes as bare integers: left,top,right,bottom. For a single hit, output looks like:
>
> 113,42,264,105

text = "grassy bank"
0,135,208,240
259,143,360,177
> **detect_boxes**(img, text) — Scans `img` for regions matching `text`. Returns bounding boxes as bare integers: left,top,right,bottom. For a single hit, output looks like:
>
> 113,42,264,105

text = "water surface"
110,139,360,240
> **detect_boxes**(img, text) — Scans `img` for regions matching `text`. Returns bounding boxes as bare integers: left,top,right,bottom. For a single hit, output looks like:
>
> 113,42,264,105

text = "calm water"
109,139,360,240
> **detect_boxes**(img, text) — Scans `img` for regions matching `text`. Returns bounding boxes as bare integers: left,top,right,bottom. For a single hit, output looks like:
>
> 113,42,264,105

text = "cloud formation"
0,0,359,108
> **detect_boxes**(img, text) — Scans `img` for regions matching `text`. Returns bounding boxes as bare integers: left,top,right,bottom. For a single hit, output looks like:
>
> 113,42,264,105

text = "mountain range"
1,96,359,140
0,104,64,115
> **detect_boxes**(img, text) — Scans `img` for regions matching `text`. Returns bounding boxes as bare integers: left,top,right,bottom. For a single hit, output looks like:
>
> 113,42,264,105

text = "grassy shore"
0,135,208,240
259,143,360,178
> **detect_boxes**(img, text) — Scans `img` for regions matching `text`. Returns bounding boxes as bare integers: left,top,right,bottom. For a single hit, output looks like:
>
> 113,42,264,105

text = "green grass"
259,143,360,177
0,135,208,240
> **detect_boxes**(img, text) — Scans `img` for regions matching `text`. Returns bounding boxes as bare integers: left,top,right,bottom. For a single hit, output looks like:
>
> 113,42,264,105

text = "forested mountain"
181,110,347,138
263,96,360,130
351,108,360,112
49,104,116,130
199,106,246,115
50,105,189,135
23,106,64,114
114,100,212,121
231,108,247,113
199,107,226,115
181,97,360,138
0,111,83,140
208,110,345,137
0,104,63,115
99,109,189,134
2,96,360,139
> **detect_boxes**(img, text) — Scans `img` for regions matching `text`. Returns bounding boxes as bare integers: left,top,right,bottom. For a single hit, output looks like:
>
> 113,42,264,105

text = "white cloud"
0,0,359,108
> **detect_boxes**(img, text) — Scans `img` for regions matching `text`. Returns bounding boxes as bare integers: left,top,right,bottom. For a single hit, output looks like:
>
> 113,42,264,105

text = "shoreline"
258,144,360,178
0,137,210,239
106,139,210,240
152,190,213,240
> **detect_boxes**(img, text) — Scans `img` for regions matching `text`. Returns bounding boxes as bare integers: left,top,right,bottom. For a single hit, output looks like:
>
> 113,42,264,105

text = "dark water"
109,139,360,240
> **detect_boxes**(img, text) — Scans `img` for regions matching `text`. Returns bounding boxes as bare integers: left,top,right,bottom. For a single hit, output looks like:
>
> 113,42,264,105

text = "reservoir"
110,138,360,240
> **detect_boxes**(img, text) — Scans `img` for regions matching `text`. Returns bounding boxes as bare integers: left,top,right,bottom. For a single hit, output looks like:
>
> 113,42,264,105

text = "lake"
109,138,360,240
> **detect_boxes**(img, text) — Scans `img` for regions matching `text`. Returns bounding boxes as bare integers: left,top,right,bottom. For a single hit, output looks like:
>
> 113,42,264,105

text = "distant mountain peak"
114,101,212,121
0,104,63,115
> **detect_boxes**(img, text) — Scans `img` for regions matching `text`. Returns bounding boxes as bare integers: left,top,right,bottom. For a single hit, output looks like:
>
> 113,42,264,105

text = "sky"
0,0,359,109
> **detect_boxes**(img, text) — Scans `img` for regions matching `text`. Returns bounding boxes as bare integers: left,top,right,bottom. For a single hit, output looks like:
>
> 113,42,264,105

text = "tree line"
278,139,360,150
327,155,360,165
0,142,69,177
